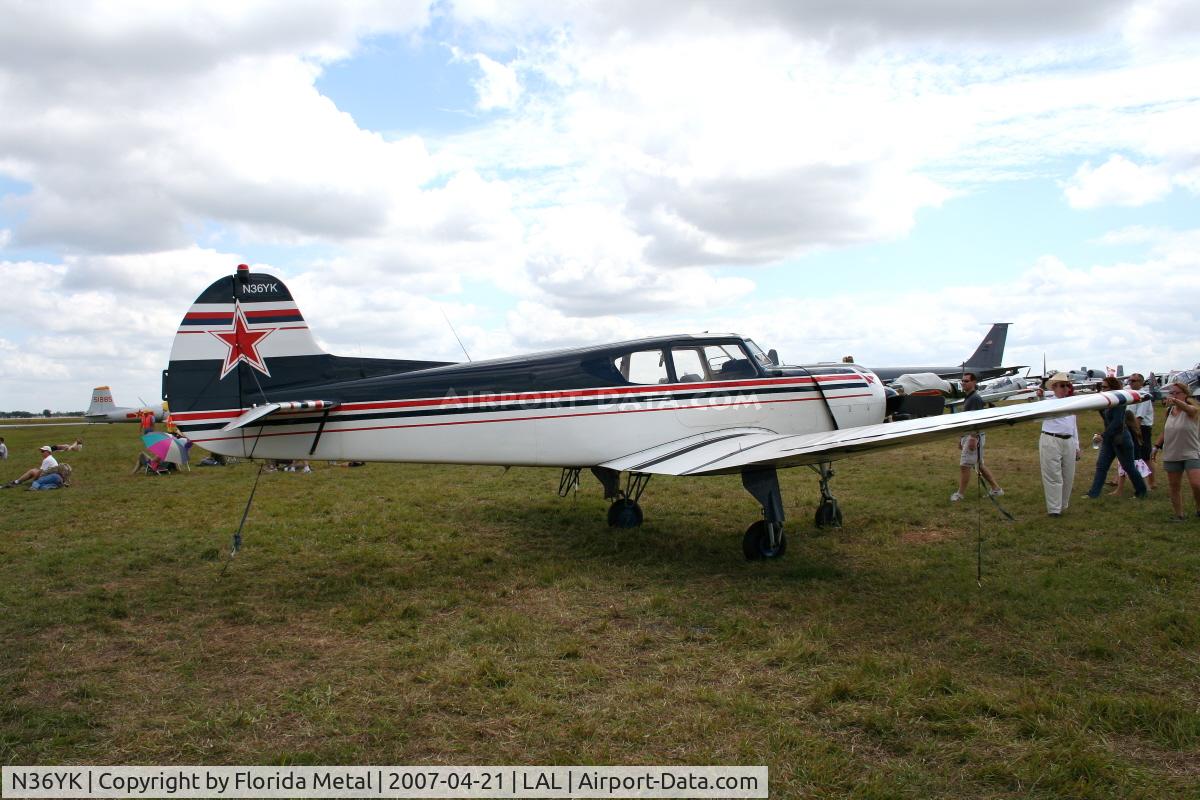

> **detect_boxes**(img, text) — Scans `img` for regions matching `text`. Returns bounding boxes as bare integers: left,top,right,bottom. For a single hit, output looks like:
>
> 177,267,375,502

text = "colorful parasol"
141,432,189,467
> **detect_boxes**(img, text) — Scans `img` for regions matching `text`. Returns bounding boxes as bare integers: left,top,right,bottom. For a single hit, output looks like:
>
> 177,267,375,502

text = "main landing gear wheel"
607,499,644,528
742,520,787,560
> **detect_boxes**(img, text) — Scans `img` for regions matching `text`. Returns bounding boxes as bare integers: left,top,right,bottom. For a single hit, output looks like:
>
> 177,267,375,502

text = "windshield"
744,339,773,367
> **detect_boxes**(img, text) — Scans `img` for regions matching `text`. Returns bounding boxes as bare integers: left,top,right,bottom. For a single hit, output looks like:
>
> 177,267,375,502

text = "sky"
1,0,1198,411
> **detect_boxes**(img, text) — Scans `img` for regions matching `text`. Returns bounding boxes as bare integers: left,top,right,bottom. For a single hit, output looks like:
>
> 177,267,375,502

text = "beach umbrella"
141,433,189,467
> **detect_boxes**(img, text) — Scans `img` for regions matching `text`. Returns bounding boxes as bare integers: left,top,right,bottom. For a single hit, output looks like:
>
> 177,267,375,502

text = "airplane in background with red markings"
84,386,166,424
164,265,1149,560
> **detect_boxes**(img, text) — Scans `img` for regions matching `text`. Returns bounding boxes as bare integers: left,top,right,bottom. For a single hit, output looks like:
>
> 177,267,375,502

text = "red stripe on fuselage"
184,392,875,445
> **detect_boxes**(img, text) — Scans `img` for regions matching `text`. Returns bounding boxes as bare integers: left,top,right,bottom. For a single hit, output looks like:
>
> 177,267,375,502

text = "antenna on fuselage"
441,307,472,362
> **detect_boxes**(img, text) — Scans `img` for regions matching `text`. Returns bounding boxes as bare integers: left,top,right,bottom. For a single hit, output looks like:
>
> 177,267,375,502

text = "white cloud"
522,205,755,315
1063,154,1173,208
1124,0,1200,48
0,250,251,410
470,53,522,110
505,301,639,352
452,0,1135,49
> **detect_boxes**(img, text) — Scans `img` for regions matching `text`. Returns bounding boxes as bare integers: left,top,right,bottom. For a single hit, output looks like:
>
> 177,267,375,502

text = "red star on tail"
210,304,275,380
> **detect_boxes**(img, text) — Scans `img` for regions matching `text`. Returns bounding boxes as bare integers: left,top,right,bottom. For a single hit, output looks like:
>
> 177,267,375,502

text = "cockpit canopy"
610,338,763,385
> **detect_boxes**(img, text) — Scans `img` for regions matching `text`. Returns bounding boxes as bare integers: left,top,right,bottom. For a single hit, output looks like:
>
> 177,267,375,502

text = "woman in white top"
1154,381,1200,521
1038,373,1079,517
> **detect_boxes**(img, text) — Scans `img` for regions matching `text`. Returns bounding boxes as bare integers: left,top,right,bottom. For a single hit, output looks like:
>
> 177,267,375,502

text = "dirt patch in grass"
900,526,961,544
1112,735,1200,779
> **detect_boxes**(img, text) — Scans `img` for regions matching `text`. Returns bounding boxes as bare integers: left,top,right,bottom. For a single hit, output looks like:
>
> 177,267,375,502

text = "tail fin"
164,265,330,418
87,386,116,416
164,264,453,425
964,323,1009,369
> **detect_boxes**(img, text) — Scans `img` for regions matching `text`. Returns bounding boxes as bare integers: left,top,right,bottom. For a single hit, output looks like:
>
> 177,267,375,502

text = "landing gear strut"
811,461,842,528
592,467,651,529
741,468,787,559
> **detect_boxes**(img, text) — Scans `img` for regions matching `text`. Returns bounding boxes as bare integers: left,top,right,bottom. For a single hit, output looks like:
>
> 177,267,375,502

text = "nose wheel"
812,462,842,529
815,498,842,528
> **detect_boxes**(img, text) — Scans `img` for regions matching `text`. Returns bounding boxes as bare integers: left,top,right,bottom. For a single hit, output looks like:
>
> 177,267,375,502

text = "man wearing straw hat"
1038,373,1080,516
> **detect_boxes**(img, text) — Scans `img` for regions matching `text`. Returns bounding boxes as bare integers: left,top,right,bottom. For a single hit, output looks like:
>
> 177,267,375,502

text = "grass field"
2,416,1198,798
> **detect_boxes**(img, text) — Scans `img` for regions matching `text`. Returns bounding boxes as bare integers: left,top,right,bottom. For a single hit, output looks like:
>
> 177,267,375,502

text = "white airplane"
1162,367,1199,395
1060,364,1125,392
164,265,1151,560
84,386,166,423
947,374,1036,408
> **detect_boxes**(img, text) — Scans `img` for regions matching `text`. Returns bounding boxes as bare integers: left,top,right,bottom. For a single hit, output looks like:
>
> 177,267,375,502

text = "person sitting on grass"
135,452,170,475
29,463,71,491
3,445,57,488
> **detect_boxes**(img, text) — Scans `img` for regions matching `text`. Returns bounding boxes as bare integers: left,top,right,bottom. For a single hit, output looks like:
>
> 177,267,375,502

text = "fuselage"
84,407,165,423
868,365,1013,383
170,335,889,467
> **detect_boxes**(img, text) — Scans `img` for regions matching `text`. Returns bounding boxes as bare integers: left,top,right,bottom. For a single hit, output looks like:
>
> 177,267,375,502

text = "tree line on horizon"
1,410,86,418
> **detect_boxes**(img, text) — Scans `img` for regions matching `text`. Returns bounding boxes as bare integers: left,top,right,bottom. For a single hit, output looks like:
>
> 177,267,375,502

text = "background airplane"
1162,367,1199,395
164,267,1146,560
1063,364,1125,392
857,323,1019,383
84,386,166,423
947,374,1035,409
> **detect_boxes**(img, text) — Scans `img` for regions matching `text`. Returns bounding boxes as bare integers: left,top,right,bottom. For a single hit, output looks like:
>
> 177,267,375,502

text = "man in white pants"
1039,373,1080,516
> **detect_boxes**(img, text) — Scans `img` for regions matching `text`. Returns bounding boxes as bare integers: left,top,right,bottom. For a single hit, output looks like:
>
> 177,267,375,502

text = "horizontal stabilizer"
220,400,338,432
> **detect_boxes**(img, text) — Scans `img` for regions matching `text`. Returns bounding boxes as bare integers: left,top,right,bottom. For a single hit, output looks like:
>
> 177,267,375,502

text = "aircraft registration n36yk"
165,265,1147,560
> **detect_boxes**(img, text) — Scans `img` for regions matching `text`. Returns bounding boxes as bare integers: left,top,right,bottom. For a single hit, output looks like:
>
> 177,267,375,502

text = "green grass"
1,418,1198,797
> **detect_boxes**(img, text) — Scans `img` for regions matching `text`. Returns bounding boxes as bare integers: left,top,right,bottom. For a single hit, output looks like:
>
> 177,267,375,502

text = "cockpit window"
744,339,773,367
701,343,758,380
671,348,706,382
614,349,670,384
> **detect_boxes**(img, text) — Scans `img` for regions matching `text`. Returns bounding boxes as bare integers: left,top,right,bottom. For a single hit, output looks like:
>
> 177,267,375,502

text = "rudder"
964,323,1009,369
87,386,116,416
164,264,329,418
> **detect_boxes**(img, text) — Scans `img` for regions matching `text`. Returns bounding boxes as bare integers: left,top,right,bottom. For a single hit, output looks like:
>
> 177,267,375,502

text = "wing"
599,389,1145,476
